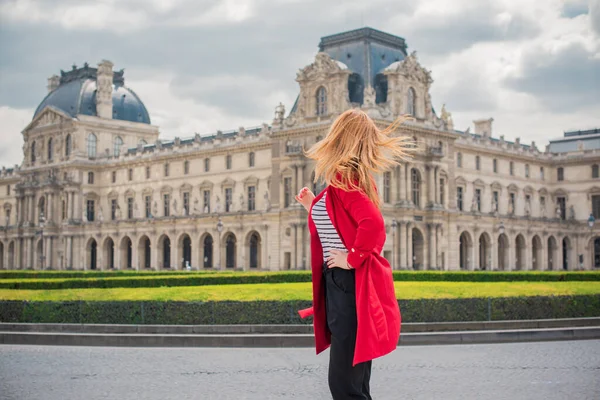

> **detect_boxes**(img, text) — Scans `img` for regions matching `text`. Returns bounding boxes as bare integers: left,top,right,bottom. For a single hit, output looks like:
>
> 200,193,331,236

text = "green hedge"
1,295,599,324
2,270,600,290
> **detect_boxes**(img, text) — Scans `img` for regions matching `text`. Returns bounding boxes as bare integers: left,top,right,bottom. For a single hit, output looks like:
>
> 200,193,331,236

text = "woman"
295,109,414,399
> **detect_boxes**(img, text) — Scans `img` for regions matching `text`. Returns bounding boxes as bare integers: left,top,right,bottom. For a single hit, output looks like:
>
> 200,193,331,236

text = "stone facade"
0,28,599,271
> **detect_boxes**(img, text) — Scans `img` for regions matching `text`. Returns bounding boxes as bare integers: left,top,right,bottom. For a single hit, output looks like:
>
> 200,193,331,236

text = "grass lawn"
1,281,599,302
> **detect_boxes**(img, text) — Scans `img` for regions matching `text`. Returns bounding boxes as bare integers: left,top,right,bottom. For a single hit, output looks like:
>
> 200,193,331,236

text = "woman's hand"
326,249,353,270
295,187,315,211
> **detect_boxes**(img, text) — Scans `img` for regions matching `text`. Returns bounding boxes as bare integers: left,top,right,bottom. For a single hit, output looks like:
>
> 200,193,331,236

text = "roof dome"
34,63,151,124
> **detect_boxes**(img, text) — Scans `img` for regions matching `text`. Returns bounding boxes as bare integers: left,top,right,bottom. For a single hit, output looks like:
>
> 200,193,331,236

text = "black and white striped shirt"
311,191,347,260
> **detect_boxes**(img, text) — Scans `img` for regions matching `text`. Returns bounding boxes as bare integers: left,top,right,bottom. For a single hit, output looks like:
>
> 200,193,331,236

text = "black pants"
323,263,372,400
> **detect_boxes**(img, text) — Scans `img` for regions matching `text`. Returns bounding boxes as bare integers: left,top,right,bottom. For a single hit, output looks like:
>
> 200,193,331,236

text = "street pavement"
1,340,599,400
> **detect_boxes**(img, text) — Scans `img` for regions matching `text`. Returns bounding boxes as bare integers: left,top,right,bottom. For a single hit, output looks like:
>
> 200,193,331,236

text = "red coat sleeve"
339,183,385,269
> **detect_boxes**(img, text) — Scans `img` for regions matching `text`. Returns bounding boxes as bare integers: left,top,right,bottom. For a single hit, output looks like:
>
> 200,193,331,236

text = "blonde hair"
304,109,417,209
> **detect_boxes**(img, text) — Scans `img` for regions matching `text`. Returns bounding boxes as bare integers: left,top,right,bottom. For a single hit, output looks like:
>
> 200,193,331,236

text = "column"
293,223,298,270
404,163,411,203
407,224,413,269
427,166,434,207
69,192,75,219
398,222,405,269
26,237,33,269
30,195,35,223
431,224,438,269
66,236,72,269
24,196,29,223
436,224,442,269
428,224,434,270
132,238,139,271
541,237,548,272
398,164,406,203
434,167,439,206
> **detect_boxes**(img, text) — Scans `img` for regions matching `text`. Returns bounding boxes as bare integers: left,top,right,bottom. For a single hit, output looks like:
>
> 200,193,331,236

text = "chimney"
47,75,60,93
473,118,493,138
96,60,114,119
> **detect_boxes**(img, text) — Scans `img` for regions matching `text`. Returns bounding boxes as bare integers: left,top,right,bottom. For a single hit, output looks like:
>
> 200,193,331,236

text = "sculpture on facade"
524,197,531,216
172,199,178,215
133,202,139,219
97,206,104,222
274,103,285,125
193,198,201,215
239,193,245,210
540,199,546,217
508,199,514,215
204,205,209,214
82,210,88,223
471,195,478,213
569,205,575,220
440,104,454,131
555,205,562,219
115,204,122,220
264,190,270,211
363,85,376,107
153,201,158,218
215,196,222,213
491,196,498,214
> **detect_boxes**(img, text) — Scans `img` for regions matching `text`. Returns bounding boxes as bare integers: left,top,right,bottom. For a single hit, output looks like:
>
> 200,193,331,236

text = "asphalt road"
1,340,599,400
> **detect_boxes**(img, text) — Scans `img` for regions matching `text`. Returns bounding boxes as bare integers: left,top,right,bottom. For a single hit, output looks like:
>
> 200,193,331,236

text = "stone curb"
1,327,599,348
1,317,598,334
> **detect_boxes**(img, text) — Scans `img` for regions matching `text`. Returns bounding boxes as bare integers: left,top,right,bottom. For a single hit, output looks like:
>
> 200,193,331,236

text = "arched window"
456,152,462,168
249,152,255,167
113,136,123,157
411,168,421,207
592,164,599,179
88,133,97,158
406,87,416,116
47,138,53,161
31,141,36,164
316,87,327,116
65,134,72,157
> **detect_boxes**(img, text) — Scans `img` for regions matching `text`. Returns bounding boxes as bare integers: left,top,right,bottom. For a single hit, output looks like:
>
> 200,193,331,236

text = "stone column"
427,166,434,207
26,237,33,269
132,238,139,271
541,237,548,272
407,224,413,269
398,164,406,203
398,222,405,269
404,163,411,203
428,224,435,270
30,195,36,223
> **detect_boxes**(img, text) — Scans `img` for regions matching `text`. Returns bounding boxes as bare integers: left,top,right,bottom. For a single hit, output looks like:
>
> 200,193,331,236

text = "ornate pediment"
473,179,486,188
538,187,549,196
523,186,534,195
179,183,193,192
25,107,70,131
296,52,349,82
491,181,503,191
383,51,433,85
199,180,214,190
507,183,519,192
221,177,235,187
455,176,467,185
244,175,259,186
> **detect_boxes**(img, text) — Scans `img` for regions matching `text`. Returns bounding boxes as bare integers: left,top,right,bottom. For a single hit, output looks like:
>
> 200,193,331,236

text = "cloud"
591,0,600,36
561,0,589,18
0,106,31,167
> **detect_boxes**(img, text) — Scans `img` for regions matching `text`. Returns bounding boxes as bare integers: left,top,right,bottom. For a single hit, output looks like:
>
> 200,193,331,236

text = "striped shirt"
311,191,347,261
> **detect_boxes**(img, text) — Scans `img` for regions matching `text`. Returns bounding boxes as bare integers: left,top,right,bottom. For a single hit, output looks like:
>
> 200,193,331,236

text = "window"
509,161,514,176
31,141,36,164
249,152,255,167
145,196,152,218
439,178,445,206
457,153,462,168
62,199,66,220
284,177,292,208
113,136,123,157
540,196,546,213
406,87,416,116
127,197,134,219
163,193,170,217
593,164,599,179
493,159,498,173
457,187,464,211
475,189,481,212
65,134,72,157
592,195,600,219
87,133,97,158
6,185,10,196
86,199,95,222
540,167,545,180
225,188,232,212
203,190,211,213
248,186,256,211
88,172,94,184
146,166,151,179
112,171,117,184
411,168,421,207
557,196,566,220
111,199,117,221
204,158,210,172
525,194,531,211
164,163,169,177
509,193,516,214
316,87,327,116
493,191,499,212
525,164,530,178
183,192,190,216
226,155,232,170
184,161,190,175
5,209,10,225
128,168,133,181
557,167,564,181
475,156,480,171
47,138,53,161
383,172,391,203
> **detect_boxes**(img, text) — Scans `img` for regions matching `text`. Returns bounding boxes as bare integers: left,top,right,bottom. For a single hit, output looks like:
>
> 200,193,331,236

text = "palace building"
0,27,599,271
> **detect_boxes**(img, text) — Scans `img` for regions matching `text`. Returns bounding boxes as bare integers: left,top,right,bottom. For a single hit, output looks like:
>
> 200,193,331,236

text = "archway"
120,236,133,269
562,237,571,270
104,237,115,269
515,234,526,270
547,236,557,270
224,232,237,269
86,239,97,270
478,233,491,270
178,234,192,269
8,241,15,268
411,228,424,269
459,231,473,270
247,231,261,269
532,235,542,270
158,235,171,268
202,234,213,268
138,236,151,269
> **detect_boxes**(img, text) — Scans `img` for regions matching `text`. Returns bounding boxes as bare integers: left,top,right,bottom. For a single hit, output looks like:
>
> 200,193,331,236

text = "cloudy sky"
1,0,599,166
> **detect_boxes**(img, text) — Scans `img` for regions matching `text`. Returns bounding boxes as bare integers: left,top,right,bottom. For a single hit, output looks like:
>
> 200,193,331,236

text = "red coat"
299,174,401,366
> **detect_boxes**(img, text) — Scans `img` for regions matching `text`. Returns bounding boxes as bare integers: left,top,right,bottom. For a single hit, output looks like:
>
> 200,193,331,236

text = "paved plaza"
1,340,599,400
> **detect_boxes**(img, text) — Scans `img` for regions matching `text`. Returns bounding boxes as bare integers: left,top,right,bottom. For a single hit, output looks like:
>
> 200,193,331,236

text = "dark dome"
34,71,151,124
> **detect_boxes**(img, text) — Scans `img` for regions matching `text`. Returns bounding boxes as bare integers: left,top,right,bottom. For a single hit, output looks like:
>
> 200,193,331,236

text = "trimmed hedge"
2,270,600,290
1,295,599,324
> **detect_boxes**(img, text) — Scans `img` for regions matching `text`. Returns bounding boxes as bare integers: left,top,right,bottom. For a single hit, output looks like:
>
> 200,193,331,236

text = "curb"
1,327,599,347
